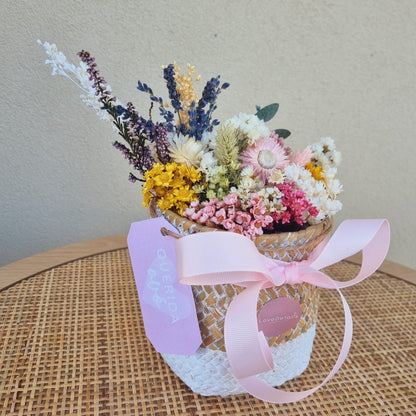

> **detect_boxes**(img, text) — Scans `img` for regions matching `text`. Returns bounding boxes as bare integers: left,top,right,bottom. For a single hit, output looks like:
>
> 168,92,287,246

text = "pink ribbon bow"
175,219,390,403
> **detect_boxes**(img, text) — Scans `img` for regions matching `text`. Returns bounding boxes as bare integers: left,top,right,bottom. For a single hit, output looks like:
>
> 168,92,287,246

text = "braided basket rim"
149,198,333,246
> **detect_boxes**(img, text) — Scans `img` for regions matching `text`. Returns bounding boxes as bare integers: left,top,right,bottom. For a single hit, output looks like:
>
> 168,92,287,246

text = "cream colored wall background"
1,0,415,268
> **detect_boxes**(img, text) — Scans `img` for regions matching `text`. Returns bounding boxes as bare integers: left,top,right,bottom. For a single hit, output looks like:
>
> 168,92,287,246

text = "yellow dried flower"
174,201,189,214
156,197,171,211
178,164,201,182
144,177,155,189
142,187,153,206
153,186,167,197
305,162,324,181
145,163,164,178
170,175,184,189
154,171,173,187
174,187,195,202
165,162,178,173
142,162,201,214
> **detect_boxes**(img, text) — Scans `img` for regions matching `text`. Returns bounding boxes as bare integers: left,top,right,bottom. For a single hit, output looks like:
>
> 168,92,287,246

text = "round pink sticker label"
257,297,302,338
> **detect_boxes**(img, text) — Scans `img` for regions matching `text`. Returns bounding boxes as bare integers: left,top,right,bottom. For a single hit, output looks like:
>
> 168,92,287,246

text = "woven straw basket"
150,200,333,396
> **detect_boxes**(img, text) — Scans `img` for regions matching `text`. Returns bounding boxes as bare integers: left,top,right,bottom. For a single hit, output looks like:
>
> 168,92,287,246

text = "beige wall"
1,0,415,269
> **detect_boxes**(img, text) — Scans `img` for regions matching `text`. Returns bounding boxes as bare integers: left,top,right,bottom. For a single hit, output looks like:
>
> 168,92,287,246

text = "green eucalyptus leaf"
255,105,261,112
274,129,291,138
255,103,279,122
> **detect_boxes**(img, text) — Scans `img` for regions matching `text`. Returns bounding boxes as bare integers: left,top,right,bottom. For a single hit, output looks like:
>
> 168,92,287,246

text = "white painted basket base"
162,324,316,397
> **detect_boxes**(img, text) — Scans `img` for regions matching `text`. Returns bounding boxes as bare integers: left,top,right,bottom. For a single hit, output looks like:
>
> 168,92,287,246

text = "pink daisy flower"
239,137,288,182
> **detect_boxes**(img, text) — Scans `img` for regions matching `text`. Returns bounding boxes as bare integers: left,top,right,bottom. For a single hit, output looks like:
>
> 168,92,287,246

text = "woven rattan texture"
192,282,318,351
0,249,415,416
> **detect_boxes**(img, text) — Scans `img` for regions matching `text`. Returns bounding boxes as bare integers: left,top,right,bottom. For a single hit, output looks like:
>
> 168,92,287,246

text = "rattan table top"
0,236,415,415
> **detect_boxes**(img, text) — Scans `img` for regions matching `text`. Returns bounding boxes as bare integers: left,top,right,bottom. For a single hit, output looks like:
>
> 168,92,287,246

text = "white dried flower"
169,135,205,167
38,39,112,121
240,165,254,177
228,113,270,145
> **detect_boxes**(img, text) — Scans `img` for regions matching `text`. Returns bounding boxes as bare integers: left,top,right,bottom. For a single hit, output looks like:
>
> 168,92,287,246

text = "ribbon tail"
224,281,274,378
225,274,353,403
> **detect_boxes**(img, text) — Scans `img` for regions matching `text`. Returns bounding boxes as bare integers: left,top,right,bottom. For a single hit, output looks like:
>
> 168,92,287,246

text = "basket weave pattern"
192,283,319,352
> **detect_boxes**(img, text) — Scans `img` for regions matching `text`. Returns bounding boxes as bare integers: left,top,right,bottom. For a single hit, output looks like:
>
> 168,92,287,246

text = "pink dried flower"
235,211,252,225
249,193,261,205
182,206,195,217
246,221,263,238
240,137,288,182
252,218,264,231
309,205,319,217
289,146,313,166
190,210,202,221
261,214,274,227
251,203,266,218
268,131,285,147
223,193,238,205
203,199,218,207
271,182,319,226
227,204,236,220
211,208,227,225
198,212,211,224
222,219,236,231
201,204,216,218
233,224,244,234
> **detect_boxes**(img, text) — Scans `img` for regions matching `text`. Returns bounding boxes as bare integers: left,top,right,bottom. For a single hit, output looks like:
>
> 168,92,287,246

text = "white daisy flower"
169,135,205,167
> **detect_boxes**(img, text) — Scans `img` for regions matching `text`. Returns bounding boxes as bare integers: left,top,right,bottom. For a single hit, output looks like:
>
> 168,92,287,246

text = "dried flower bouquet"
39,40,342,239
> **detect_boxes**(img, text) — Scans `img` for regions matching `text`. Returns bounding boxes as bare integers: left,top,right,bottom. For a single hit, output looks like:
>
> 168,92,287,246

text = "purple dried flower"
78,51,156,179
78,50,113,104
151,123,170,164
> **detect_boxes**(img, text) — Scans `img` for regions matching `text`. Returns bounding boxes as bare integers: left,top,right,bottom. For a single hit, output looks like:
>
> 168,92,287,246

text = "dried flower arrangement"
38,40,342,240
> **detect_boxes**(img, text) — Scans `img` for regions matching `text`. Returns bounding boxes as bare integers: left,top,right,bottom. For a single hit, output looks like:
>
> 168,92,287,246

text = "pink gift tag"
257,297,302,338
127,217,202,355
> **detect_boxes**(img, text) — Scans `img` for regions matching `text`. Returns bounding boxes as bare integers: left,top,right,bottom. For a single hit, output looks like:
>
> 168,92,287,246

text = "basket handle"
161,227,181,239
